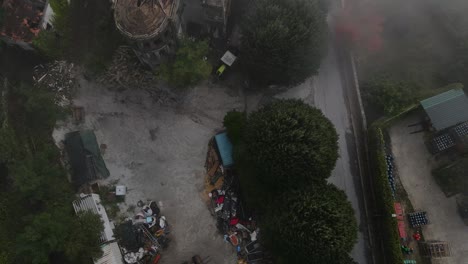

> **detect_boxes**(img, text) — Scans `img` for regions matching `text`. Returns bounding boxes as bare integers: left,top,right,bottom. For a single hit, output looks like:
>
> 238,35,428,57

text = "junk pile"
98,46,178,105
32,61,77,106
116,201,170,264
205,135,266,264
209,186,264,263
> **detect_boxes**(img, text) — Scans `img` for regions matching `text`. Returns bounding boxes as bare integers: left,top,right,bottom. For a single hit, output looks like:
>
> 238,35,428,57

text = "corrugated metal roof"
420,89,468,130
72,194,115,244
214,132,234,167
94,242,124,264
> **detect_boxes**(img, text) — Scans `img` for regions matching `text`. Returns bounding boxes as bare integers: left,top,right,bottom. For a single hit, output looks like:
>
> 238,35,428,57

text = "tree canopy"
362,75,417,115
240,0,327,85
159,38,212,88
33,0,123,73
224,99,357,263
262,184,358,264
242,99,338,189
0,80,103,264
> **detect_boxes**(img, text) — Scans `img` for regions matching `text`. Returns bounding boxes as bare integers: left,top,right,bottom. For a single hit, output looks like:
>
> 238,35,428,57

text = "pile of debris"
205,137,265,263
98,46,178,105
33,61,77,106
116,201,171,264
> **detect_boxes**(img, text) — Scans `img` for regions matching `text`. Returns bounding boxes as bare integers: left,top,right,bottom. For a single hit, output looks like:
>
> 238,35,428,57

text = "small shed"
64,130,110,188
421,89,468,131
214,132,233,167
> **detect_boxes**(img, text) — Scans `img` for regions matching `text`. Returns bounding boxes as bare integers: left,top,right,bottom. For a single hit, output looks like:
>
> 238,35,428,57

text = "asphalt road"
277,30,371,264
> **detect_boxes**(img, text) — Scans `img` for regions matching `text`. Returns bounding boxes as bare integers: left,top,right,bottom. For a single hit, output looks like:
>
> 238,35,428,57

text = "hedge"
368,124,404,264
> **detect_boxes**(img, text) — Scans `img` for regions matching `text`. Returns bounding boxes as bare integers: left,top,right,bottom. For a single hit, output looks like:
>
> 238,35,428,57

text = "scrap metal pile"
206,140,265,264
209,186,264,263
32,61,77,106
116,201,170,264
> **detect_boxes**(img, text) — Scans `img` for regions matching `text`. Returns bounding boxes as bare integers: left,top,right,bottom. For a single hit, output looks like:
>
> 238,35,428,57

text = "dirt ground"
389,112,468,264
53,77,244,263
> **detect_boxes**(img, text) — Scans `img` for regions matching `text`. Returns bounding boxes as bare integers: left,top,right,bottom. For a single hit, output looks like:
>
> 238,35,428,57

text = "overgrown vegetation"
362,75,418,115
240,0,327,85
33,0,123,74
368,124,404,264
159,38,212,88
0,79,103,264
224,99,357,262
353,0,468,120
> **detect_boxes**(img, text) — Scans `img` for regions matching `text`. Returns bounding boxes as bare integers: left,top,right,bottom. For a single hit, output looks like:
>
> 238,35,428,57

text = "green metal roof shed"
420,89,468,131
214,132,234,167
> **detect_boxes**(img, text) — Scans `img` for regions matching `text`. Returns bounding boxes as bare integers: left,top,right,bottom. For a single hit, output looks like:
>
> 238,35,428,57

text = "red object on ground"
413,232,421,241
394,202,404,220
152,254,161,264
216,196,225,204
398,221,407,238
229,217,239,226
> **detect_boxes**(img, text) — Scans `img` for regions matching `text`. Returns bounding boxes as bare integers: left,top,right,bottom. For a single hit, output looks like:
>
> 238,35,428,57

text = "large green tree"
240,0,327,85
262,184,358,264
34,0,123,73
0,80,103,264
242,99,338,190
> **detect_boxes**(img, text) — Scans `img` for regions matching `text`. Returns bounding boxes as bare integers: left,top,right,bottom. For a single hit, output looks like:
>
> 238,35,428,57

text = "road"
277,23,371,264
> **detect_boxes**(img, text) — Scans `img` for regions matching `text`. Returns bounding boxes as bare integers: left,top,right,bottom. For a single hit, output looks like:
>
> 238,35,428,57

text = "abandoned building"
64,130,110,189
0,0,53,48
420,89,468,154
201,0,231,37
114,0,183,68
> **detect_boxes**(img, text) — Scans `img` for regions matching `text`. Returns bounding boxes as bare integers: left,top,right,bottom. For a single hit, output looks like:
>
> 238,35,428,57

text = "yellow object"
217,64,226,76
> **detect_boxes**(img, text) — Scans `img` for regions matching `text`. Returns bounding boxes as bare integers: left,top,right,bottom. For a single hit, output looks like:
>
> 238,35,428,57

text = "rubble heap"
99,46,178,105
116,201,171,264
33,61,77,106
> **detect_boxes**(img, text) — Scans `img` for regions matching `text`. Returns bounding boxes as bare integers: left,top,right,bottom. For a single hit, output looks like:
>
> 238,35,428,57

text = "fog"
336,0,468,91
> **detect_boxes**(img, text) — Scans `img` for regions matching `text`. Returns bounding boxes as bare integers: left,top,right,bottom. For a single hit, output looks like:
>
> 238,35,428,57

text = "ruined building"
114,0,182,68
201,0,231,37
0,0,53,49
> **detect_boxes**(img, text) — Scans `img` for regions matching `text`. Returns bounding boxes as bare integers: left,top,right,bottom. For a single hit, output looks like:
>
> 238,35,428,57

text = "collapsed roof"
64,130,110,188
1,0,46,42
114,0,178,40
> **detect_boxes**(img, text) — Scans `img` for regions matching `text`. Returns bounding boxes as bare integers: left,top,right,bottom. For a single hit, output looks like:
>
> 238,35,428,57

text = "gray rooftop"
420,89,468,131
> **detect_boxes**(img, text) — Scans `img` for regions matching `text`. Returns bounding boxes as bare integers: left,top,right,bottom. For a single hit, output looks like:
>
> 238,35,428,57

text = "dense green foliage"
34,0,123,73
225,99,357,263
362,75,417,115
223,110,246,145
263,184,358,263
240,0,327,85
159,38,212,88
0,80,103,264
243,99,338,189
368,125,404,264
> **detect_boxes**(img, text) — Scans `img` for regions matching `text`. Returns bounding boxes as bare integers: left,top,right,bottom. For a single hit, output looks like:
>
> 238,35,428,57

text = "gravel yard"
54,77,243,263
389,113,468,264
